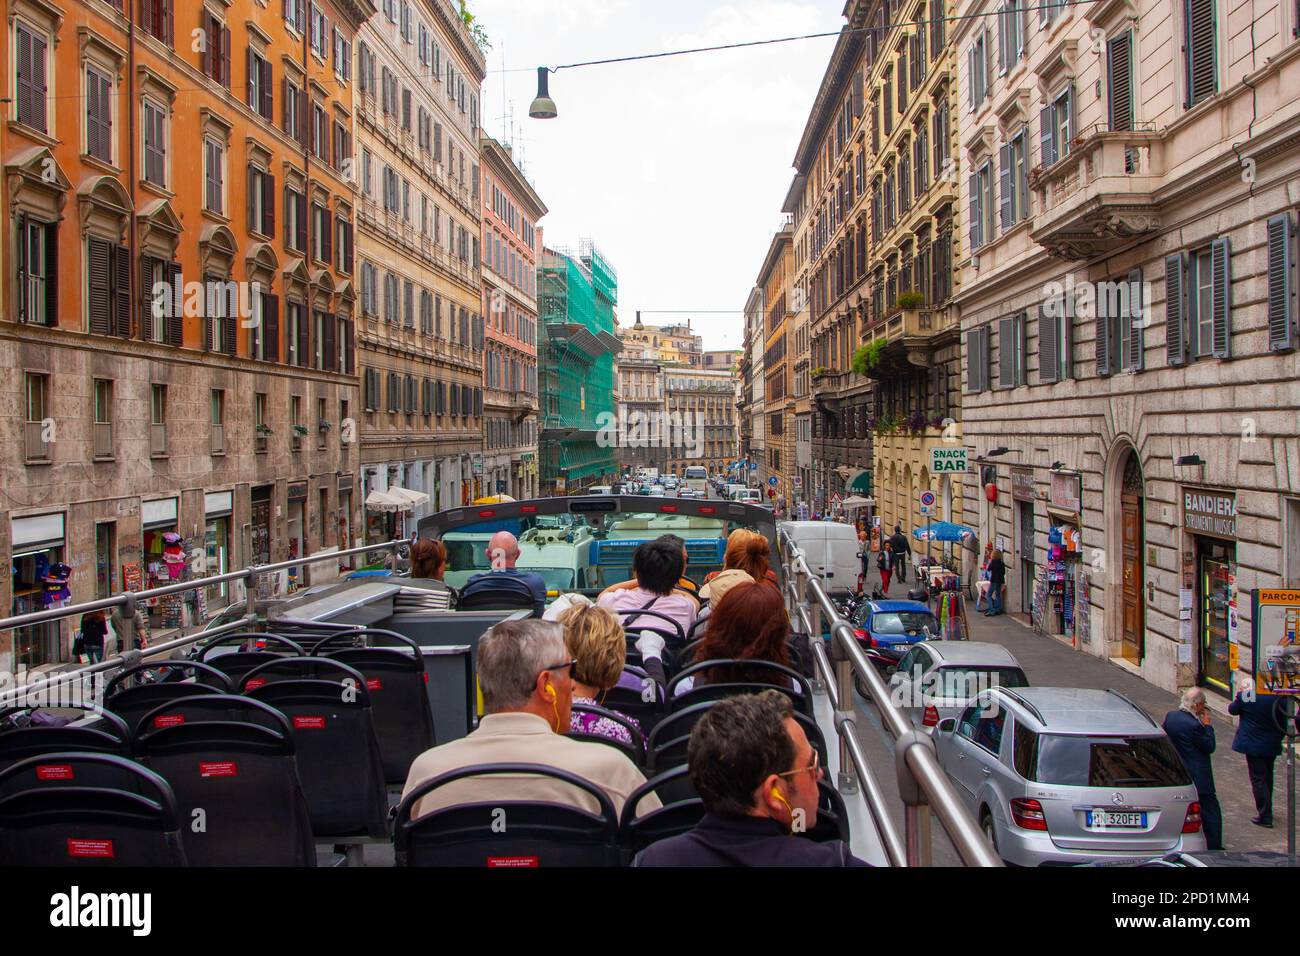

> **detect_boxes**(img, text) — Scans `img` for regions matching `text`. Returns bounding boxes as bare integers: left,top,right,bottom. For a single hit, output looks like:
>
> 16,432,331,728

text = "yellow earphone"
546,681,560,732
770,785,795,832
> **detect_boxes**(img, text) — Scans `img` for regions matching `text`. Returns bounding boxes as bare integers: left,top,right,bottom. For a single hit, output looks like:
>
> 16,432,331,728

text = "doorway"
1017,500,1034,614
1197,537,1234,692
1119,452,1145,662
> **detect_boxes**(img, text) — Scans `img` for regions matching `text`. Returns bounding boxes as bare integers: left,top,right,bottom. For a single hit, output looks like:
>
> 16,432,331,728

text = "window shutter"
223,294,236,355
966,328,980,392
997,3,1008,73
88,236,113,334
1039,304,1059,384
16,28,34,129
1095,279,1113,376
1186,0,1217,108
139,254,157,340
1210,236,1231,358
246,49,255,108
31,33,48,133
261,59,273,119
247,165,259,233
296,191,307,251
265,294,280,362
998,143,1013,232
297,305,309,365
220,25,231,89
322,208,332,262
1165,252,1188,366
86,70,100,159
42,223,58,327
967,43,977,110
1108,31,1133,131
968,172,981,249
165,261,183,344
1126,268,1145,371
263,172,275,237
1039,104,1055,167
113,243,131,337
1267,212,1295,351
998,317,1014,388
324,312,337,371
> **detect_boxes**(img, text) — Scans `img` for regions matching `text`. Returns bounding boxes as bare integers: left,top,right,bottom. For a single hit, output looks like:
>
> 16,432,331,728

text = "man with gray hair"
401,619,659,821
1162,686,1222,849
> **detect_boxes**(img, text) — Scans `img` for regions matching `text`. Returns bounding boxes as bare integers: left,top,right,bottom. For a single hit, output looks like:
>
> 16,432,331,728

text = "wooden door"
1121,494,1143,661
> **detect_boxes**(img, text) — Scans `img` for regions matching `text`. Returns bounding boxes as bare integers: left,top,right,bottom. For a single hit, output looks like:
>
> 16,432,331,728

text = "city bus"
683,465,709,496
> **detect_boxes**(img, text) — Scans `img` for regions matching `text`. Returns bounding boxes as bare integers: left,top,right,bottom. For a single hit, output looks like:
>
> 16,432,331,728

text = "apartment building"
759,226,795,509
481,135,544,499
741,285,766,487
664,368,740,476
2,0,371,671
614,348,667,476
954,0,1300,697
354,0,485,530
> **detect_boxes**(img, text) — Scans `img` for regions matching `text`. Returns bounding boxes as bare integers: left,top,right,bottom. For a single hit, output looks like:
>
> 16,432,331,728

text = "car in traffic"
662,475,679,490
933,687,1208,866
888,641,1028,729
733,488,762,504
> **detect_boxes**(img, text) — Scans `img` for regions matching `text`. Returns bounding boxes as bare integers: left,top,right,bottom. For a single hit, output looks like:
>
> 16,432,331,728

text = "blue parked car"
850,599,940,669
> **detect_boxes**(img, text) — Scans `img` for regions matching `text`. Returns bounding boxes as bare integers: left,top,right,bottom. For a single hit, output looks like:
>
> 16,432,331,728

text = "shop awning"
847,470,872,494
842,496,874,510
365,487,430,513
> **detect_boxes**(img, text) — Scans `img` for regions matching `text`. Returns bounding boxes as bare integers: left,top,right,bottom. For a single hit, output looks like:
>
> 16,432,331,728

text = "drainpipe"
127,4,137,332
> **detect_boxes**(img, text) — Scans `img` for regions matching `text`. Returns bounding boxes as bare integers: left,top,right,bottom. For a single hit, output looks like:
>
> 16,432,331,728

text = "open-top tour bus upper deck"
0,494,998,868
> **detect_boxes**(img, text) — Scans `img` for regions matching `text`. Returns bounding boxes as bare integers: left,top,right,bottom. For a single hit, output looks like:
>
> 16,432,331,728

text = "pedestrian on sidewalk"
889,525,911,583
1162,688,1223,850
984,550,1006,616
1228,685,1285,828
876,547,893,595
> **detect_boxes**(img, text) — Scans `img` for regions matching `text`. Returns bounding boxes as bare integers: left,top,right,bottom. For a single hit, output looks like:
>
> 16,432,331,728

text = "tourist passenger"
402,619,659,819
634,691,866,866
703,529,778,587
604,533,699,598
558,603,643,748
459,531,547,616
597,539,698,643
399,538,455,611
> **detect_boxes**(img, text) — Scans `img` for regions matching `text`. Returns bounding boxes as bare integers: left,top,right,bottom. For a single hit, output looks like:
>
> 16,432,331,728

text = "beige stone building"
664,367,739,476
954,0,1300,697
614,348,667,475
354,0,484,533
758,226,796,509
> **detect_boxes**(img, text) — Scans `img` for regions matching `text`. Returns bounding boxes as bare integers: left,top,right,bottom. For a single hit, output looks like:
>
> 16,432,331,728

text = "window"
334,30,351,84
969,160,994,249
999,128,1029,229
311,104,330,161
968,28,988,110
204,137,225,214
285,0,306,33
150,384,167,456
141,0,174,45
1040,85,1073,167
965,325,991,392
93,379,114,458
85,66,113,163
1038,295,1072,384
1185,0,1217,108
1012,722,1038,779
318,397,328,449
142,99,168,187
998,312,1026,388
200,11,232,88
998,0,1026,73
1107,30,1133,131
15,22,50,133
248,51,273,122
86,236,131,337
287,301,305,366
210,389,225,456
311,201,332,263
1191,248,1216,357
284,78,305,143
251,288,279,362
255,392,269,453
336,215,353,275
248,166,275,237
309,3,329,58
1167,242,1231,365
285,186,307,253
23,372,49,461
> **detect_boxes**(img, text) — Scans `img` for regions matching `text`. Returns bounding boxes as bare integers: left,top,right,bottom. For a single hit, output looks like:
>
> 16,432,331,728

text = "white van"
726,483,748,500
779,520,863,596
587,485,613,496
734,488,763,505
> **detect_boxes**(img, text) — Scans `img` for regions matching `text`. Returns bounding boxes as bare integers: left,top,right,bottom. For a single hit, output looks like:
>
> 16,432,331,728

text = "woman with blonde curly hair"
703,529,777,588
558,602,644,746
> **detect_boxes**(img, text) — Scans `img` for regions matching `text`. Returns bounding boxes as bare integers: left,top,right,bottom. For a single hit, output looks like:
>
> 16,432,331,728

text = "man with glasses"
635,691,867,866
402,619,660,820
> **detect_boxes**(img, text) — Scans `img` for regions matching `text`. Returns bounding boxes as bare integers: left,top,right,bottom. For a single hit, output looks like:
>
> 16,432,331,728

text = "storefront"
250,485,273,565
10,512,70,669
141,497,185,631
1182,487,1238,694
286,481,307,592
203,491,233,609
1012,469,1035,614
1034,472,1085,647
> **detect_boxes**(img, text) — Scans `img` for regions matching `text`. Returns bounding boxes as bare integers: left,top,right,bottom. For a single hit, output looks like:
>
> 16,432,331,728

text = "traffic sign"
794,475,803,488
919,490,937,507
768,476,778,487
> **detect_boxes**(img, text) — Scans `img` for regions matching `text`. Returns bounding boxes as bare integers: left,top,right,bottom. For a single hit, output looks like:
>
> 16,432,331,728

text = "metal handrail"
778,529,1002,867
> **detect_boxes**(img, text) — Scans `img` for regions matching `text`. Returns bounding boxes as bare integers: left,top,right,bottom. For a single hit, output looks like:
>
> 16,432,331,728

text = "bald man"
459,530,548,617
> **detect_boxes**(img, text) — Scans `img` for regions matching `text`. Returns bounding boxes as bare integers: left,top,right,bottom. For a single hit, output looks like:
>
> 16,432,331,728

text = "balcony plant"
255,424,273,436
903,410,929,434
874,412,901,436
319,420,332,432
852,340,888,377
897,290,926,310
293,425,310,437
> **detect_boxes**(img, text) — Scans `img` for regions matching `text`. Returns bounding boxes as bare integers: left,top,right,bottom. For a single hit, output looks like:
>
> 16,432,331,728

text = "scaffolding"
538,242,621,490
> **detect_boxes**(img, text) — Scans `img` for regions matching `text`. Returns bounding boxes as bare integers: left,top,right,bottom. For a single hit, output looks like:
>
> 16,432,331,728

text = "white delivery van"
587,485,613,496
726,483,749,500
734,488,763,505
778,520,863,597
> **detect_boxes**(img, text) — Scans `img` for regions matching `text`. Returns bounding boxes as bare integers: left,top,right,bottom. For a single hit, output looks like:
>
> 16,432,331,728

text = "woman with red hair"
703,529,778,587
666,580,794,696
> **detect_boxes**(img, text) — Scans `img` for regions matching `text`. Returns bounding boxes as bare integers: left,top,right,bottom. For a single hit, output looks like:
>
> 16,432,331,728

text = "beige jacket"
401,712,661,821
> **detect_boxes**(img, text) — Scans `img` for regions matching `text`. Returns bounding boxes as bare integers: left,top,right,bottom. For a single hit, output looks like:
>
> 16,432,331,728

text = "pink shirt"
597,587,697,642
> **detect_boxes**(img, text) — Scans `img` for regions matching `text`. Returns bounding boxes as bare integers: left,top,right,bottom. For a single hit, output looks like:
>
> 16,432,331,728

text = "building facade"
614,333,667,476
758,226,795,509
664,368,739,476
480,135,544,499
3,0,372,671
954,0,1300,697
355,0,485,532
538,242,620,494
786,178,814,514
741,286,766,488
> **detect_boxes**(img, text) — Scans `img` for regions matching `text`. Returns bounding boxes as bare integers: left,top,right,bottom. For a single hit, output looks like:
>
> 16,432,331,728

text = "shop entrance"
1017,500,1034,614
1197,537,1235,692
1120,454,1145,662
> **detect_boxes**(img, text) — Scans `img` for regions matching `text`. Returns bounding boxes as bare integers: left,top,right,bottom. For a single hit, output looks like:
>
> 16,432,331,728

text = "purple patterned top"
570,696,640,748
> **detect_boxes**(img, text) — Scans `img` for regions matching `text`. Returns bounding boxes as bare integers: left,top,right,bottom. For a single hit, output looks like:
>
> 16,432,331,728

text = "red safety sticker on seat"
67,838,114,858
199,761,238,778
292,716,326,729
37,764,73,780
487,856,539,868
366,678,382,691
153,714,185,728
245,678,267,690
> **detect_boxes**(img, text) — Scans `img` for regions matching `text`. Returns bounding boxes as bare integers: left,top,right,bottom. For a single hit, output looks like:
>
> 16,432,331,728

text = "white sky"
471,0,844,350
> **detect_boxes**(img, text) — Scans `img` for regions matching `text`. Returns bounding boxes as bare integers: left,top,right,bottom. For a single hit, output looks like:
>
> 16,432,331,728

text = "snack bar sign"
930,448,969,474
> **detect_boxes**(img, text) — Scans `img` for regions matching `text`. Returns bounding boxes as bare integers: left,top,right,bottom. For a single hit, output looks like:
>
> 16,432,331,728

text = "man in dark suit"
1228,686,1285,828
1162,687,1221,850
634,691,867,867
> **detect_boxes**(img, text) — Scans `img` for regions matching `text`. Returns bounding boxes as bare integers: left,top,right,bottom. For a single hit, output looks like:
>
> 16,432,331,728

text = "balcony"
510,391,538,412
1029,125,1165,260
859,306,959,379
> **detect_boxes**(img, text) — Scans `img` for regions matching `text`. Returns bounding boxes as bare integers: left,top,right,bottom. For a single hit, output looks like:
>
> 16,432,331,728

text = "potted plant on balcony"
293,425,310,437
255,424,274,436
903,410,929,435
874,412,901,436
852,340,888,377
318,420,332,432
897,290,926,310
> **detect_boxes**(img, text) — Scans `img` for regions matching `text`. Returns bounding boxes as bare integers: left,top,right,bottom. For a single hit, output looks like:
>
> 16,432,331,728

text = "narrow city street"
847,566,1296,865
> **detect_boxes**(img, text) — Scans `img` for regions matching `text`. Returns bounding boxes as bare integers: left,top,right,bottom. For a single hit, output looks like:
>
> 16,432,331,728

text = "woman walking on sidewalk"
984,550,1006,616
876,546,893,595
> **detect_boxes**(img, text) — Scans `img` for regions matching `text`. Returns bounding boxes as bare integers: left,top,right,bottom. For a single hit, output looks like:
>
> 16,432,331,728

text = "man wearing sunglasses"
402,619,660,821
634,691,867,866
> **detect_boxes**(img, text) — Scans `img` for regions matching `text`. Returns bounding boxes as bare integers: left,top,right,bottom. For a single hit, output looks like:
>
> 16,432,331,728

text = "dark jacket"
889,533,911,558
633,812,868,867
460,568,547,617
1228,695,1285,758
1162,709,1216,794
987,558,1006,587
79,615,107,649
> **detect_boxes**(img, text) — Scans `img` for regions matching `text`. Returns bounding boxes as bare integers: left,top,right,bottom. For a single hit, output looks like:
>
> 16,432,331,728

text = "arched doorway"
1115,445,1146,662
